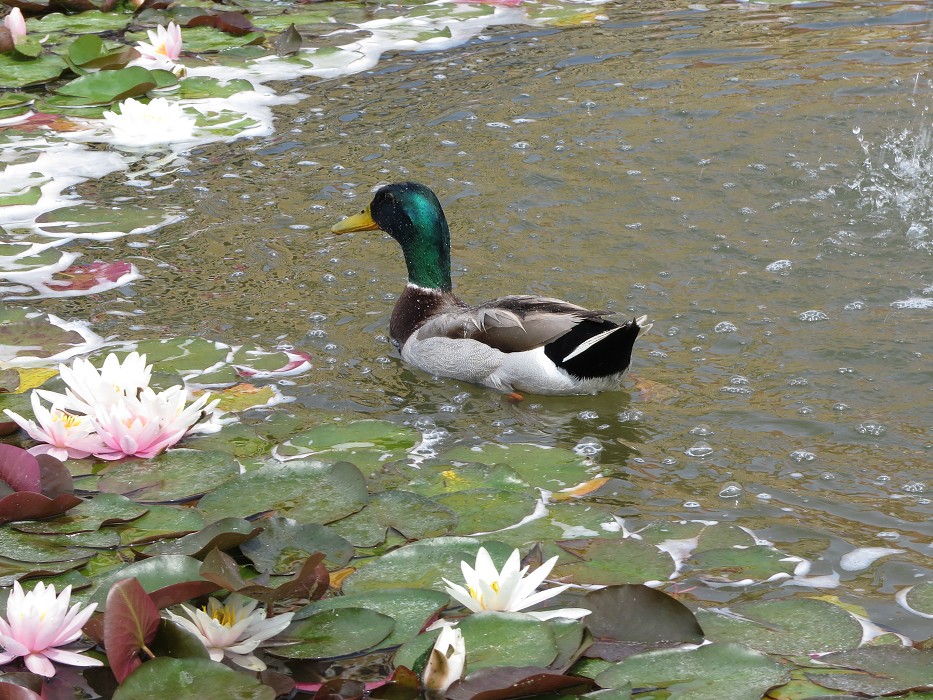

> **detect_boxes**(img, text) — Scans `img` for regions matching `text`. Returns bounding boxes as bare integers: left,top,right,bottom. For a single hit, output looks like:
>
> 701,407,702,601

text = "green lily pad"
177,76,255,99
295,587,449,649
433,487,537,536
33,10,133,35
686,545,799,583
112,657,275,700
276,419,420,473
36,204,180,238
805,647,933,696
142,518,261,558
596,643,791,700
481,502,617,558
343,537,514,594
0,526,118,563
96,450,240,503
0,53,68,88
89,554,205,607
694,523,759,551
239,516,355,573
554,538,676,585
405,461,530,496
0,556,87,588
0,185,42,207
12,493,148,534
56,66,158,103
438,443,595,490
327,490,457,547
0,308,101,365
271,607,395,659
196,460,369,524
132,338,234,375
698,598,864,655
116,505,206,545
902,581,933,617
125,26,263,53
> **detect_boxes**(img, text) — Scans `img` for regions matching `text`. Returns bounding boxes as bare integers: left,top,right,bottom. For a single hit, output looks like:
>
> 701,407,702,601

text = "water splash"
850,81,933,251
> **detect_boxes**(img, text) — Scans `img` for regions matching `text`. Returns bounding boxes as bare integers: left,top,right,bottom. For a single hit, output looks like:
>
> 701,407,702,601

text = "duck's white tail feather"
635,314,653,334
562,326,621,363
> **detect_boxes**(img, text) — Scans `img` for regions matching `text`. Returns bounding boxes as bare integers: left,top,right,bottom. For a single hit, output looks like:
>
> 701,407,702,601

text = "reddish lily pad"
46,261,138,294
447,667,594,700
112,657,275,699
0,492,83,526
105,577,161,683
196,459,369,524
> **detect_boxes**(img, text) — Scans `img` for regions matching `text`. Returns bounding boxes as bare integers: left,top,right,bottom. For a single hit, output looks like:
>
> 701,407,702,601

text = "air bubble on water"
685,441,713,457
877,531,900,540
856,421,886,436
790,450,816,462
667,326,679,336
756,493,772,500
573,437,604,456
579,410,599,420
719,482,743,498
683,501,701,509
721,386,753,394
649,350,668,358
798,406,814,415
790,472,804,479
414,418,436,430
798,310,829,322
714,321,737,333
452,392,471,404
617,410,644,423
309,313,328,322
788,377,809,386
833,403,850,411
690,424,714,436
731,376,750,385
844,300,866,310
662,457,678,466
902,481,925,493
838,367,855,374
307,329,326,338
322,273,337,282
439,404,458,413
821,472,835,480
765,259,793,272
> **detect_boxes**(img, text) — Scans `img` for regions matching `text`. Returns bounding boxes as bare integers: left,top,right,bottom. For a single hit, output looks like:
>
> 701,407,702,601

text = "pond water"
2,0,932,665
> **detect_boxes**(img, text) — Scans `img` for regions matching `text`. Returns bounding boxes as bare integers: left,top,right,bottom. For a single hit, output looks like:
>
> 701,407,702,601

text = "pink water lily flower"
135,21,182,61
3,7,27,41
92,384,221,460
3,392,106,461
0,581,102,677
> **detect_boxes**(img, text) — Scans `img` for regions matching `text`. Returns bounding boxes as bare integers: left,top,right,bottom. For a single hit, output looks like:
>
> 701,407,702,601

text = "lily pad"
343,537,514,594
405,461,530,496
554,538,676,585
96,450,239,503
434,487,537,536
0,308,101,366
276,419,420,473
12,493,147,534
112,657,275,699
56,66,158,103
177,76,255,99
438,444,595,490
270,607,395,659
116,505,206,545
901,582,933,617
583,585,704,646
295,587,449,648
0,53,68,87
805,647,933,696
89,554,205,607
698,598,864,655
0,556,87,587
0,526,118,563
327,490,457,547
142,518,261,558
596,643,791,700
686,545,799,583
196,459,369,523
239,517,355,573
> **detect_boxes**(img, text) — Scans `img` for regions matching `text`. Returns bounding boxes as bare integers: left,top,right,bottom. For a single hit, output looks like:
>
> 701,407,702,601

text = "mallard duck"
331,182,650,396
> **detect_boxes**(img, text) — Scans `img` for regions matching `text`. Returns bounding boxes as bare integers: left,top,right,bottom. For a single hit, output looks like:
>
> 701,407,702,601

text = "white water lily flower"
0,581,102,677
3,392,106,461
443,548,591,621
47,350,152,413
164,594,293,671
103,98,196,148
135,21,182,61
422,624,465,697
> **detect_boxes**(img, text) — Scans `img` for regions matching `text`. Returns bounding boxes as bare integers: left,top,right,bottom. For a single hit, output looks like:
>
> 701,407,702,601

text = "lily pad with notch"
326,489,457,547
239,516,355,573
96,449,239,503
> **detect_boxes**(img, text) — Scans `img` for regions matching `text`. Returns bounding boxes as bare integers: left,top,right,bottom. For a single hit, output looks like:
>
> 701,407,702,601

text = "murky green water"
10,0,933,638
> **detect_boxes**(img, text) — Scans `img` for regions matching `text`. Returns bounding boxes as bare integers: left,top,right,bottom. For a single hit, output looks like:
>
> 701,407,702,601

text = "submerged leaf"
105,578,161,683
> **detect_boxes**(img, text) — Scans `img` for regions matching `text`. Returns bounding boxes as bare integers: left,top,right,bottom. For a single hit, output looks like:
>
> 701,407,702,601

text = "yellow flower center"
53,411,83,429
206,603,240,628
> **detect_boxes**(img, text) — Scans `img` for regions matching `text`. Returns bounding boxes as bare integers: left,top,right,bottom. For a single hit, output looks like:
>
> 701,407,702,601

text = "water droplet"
718,482,743,498
765,259,793,272
856,421,886,436
798,310,829,322
690,424,714,436
685,441,713,457
714,321,737,333
573,437,604,456
790,450,816,462
618,409,644,422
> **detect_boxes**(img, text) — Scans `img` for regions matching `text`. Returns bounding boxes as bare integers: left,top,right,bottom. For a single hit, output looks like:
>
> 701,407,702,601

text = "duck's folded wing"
415,295,611,353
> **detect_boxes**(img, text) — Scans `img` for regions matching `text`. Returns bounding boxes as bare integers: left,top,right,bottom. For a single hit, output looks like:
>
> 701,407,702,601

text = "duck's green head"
331,182,452,291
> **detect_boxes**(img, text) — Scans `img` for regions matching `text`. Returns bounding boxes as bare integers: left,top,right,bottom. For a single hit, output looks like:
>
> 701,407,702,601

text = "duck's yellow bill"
331,207,380,234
